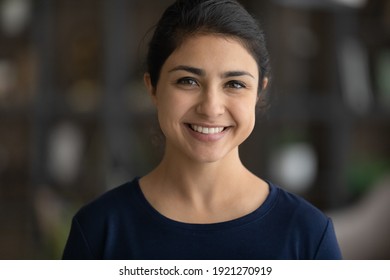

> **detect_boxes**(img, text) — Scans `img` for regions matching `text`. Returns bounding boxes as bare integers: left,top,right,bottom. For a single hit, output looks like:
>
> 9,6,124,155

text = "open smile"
189,124,226,135
185,123,231,141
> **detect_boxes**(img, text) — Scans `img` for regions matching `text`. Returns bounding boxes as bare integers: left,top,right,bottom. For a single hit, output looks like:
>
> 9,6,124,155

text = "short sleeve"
62,217,95,260
314,218,343,260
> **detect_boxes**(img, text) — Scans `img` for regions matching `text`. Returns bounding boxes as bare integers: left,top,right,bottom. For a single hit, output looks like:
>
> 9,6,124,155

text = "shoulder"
267,182,342,259
74,178,140,224
269,182,328,224
63,178,141,259
267,182,331,244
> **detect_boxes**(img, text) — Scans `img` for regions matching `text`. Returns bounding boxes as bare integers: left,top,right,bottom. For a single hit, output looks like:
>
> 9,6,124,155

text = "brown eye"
177,77,198,87
226,80,246,89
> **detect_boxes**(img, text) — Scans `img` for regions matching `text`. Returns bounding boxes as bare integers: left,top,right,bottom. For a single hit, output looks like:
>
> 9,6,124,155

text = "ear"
262,77,269,92
257,77,269,102
144,73,157,106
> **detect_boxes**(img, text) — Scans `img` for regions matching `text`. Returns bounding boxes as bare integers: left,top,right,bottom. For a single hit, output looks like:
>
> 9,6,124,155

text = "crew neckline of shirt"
132,177,280,232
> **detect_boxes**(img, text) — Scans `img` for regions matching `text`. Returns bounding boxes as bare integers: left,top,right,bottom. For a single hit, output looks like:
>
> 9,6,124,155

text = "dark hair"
146,0,270,92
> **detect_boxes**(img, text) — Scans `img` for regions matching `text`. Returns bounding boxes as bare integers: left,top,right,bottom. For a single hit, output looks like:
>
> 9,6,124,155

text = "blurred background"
0,0,389,259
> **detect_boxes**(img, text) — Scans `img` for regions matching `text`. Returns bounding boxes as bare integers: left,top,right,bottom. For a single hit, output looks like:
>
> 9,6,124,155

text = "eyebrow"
168,65,205,76
168,65,255,79
222,71,255,79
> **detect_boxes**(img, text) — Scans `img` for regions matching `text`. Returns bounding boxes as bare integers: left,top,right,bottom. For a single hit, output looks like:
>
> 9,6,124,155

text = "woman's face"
145,34,262,164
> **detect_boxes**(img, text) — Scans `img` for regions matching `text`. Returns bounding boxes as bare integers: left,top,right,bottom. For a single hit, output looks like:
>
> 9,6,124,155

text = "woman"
63,0,342,259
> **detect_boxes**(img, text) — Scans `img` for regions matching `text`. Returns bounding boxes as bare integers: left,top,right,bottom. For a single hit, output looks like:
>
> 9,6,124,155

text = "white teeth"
191,125,224,134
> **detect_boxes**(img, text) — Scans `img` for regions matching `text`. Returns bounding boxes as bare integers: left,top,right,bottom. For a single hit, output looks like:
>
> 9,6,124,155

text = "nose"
196,86,225,118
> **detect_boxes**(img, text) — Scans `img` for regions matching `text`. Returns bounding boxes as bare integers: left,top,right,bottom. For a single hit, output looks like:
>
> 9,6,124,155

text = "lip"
185,123,230,142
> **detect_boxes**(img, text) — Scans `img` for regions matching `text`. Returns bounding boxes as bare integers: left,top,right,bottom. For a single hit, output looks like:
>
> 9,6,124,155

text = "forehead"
163,34,259,75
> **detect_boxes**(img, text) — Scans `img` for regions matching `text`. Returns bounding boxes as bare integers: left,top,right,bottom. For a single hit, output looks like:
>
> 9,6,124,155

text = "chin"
186,148,234,164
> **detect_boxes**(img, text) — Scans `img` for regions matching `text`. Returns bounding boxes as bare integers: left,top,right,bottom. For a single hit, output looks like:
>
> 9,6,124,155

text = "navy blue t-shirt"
62,178,342,259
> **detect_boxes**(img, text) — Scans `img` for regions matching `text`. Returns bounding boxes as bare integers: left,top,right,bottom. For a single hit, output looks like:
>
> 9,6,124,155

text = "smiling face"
145,34,262,164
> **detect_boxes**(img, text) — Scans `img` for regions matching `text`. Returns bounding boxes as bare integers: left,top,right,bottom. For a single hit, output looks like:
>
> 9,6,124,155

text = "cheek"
234,97,257,124
155,91,191,133
157,93,187,117
244,110,257,133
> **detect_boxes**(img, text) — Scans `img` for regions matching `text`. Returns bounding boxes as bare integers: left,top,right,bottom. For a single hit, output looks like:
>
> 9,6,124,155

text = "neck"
139,147,268,224
144,147,249,203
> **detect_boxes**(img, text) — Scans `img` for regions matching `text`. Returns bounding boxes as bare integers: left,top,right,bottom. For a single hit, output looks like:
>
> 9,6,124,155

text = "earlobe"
144,73,157,106
257,77,269,103
256,77,269,104
262,77,269,92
